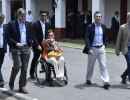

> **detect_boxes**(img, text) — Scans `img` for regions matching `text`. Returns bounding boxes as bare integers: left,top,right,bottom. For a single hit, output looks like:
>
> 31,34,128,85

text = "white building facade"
0,0,130,38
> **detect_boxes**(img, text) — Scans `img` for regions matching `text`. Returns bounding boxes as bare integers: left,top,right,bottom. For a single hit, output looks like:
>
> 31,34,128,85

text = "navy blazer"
111,17,119,31
2,24,7,53
7,20,33,52
32,20,50,51
83,23,107,54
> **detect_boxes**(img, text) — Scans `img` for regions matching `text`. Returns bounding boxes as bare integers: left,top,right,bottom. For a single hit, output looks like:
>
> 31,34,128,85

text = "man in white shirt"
0,13,7,88
26,10,33,24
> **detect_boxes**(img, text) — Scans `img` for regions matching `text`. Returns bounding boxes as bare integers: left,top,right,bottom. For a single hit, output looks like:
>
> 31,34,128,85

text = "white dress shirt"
0,24,4,48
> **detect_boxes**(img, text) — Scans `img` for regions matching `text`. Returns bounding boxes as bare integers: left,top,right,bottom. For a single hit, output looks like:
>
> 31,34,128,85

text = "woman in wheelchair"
42,29,67,84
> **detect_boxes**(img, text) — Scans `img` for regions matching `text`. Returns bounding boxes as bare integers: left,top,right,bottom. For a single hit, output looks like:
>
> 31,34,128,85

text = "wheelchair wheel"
35,59,48,85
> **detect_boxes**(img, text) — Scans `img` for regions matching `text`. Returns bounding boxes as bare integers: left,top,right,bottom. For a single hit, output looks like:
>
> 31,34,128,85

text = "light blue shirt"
0,24,3,48
92,23,103,46
18,20,27,45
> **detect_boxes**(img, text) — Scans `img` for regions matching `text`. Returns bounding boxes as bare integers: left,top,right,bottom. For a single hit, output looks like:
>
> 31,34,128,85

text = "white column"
92,0,105,23
55,0,66,28
2,0,11,24
78,0,82,12
25,0,36,22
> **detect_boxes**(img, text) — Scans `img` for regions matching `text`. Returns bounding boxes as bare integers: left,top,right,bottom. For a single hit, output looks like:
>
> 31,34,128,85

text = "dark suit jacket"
111,17,119,31
2,24,7,53
83,23,107,54
32,20,50,51
7,20,33,52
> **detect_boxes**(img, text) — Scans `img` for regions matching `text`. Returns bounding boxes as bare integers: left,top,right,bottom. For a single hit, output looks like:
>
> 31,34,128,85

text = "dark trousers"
30,50,40,75
122,50,130,81
0,48,5,82
9,46,31,89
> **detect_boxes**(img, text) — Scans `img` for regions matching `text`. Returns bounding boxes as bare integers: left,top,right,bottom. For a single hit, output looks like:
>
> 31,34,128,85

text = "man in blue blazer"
0,13,7,88
7,8,34,94
83,11,110,90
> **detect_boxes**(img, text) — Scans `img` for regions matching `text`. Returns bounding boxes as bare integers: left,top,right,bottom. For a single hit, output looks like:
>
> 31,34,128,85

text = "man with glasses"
7,8,34,94
83,11,110,90
0,13,7,88
30,10,50,79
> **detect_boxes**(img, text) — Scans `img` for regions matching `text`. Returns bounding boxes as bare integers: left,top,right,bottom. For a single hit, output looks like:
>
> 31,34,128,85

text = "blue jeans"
122,50,130,81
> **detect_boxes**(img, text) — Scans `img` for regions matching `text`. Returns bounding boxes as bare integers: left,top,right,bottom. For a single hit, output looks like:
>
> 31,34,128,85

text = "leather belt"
93,45,103,48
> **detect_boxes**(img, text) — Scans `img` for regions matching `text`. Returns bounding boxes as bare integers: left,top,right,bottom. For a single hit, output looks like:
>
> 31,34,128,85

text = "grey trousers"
9,46,31,89
86,45,109,83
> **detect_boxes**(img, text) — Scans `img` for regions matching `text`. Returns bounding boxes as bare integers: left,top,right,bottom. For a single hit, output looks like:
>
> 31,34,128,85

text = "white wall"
78,0,82,12
0,1,2,12
105,0,120,28
128,0,130,12
35,0,52,21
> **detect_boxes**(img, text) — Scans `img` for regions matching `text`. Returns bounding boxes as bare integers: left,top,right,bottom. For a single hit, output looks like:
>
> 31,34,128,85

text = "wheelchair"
34,57,68,86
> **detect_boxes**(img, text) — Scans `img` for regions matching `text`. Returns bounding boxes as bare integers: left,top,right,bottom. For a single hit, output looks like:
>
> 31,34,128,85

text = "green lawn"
58,39,115,53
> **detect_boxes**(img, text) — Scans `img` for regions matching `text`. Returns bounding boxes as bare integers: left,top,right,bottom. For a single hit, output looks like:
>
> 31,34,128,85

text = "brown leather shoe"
9,82,14,90
19,88,29,94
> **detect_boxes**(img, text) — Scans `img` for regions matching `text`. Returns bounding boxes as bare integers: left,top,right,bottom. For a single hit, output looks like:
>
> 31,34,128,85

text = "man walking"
0,13,7,88
29,10,50,79
83,11,110,90
115,12,130,84
7,8,33,94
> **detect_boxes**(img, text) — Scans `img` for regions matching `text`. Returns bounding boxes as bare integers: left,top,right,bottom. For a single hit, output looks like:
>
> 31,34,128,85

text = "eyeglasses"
41,15,47,17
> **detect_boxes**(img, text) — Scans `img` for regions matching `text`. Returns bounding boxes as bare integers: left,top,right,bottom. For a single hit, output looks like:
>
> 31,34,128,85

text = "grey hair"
127,12,130,18
0,13,5,19
17,8,26,16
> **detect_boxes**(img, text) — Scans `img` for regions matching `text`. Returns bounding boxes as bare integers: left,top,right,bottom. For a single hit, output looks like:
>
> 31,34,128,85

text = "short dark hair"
94,11,101,17
115,11,119,15
0,13,5,19
39,10,47,15
28,11,31,14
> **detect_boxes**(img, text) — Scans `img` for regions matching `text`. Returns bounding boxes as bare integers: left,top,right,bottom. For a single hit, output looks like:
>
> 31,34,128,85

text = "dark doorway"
11,1,22,20
66,0,78,38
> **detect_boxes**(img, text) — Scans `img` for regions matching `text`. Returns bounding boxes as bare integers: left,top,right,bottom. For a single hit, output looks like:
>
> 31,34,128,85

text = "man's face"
0,18,4,25
17,14,26,23
94,13,102,24
40,13,47,22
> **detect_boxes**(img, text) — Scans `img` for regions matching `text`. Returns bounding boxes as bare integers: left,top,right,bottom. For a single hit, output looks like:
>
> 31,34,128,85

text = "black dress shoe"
9,82,14,90
103,82,110,90
19,88,29,94
0,81,4,88
86,80,92,85
30,74,36,79
121,75,127,84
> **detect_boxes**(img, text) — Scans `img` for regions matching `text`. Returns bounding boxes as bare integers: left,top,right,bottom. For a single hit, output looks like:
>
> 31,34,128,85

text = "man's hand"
38,45,42,51
16,43,23,48
88,50,93,55
116,52,120,56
